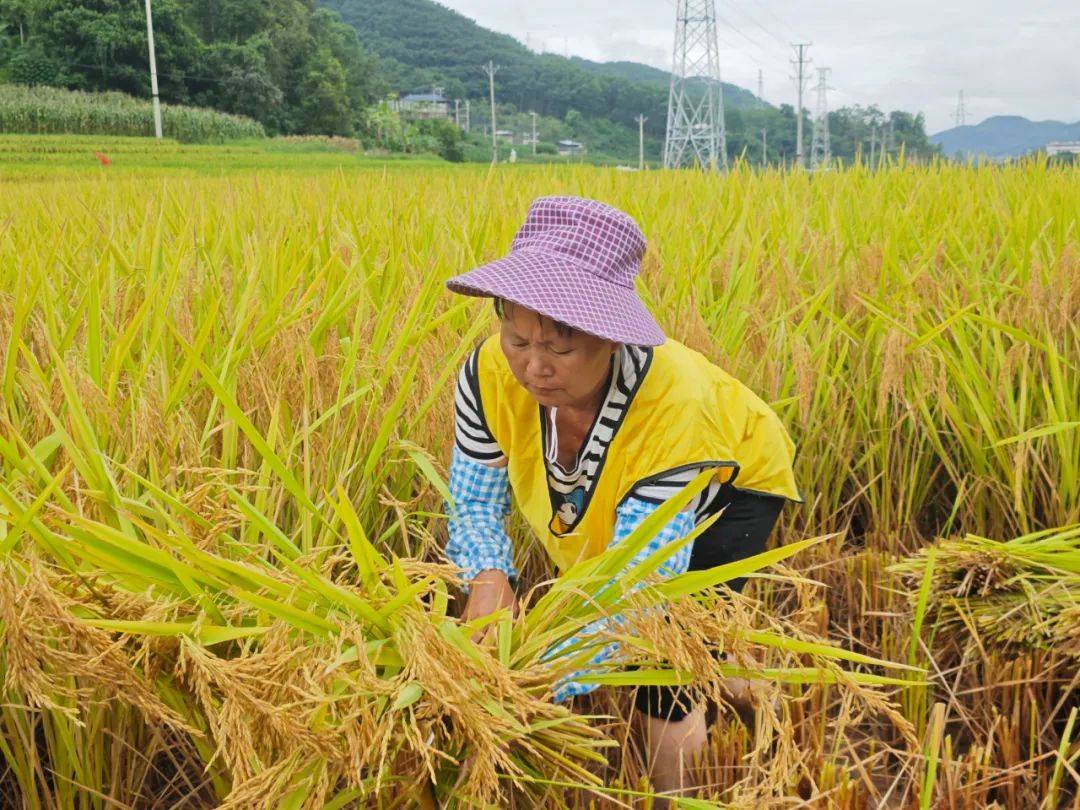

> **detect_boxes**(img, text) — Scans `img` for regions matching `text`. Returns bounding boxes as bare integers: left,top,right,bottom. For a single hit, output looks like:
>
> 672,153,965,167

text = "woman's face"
499,302,618,410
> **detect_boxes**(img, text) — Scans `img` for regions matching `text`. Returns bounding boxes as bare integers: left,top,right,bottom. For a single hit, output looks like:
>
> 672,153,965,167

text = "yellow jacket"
475,334,801,573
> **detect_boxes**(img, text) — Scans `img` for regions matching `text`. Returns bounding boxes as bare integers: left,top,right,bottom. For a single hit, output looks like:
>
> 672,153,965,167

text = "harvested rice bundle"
891,525,1080,660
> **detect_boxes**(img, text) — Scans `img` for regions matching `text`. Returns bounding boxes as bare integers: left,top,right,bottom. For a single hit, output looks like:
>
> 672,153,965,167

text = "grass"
0,145,1077,807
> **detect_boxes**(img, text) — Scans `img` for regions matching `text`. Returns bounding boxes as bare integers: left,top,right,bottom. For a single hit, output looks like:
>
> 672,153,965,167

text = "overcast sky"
438,0,1080,133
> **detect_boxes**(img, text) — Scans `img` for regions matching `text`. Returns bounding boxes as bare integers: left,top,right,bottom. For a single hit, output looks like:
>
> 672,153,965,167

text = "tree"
296,47,353,135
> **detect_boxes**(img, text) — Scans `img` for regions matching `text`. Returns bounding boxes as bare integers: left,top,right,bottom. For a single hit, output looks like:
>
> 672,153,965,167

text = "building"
495,129,515,143
1046,141,1080,156
389,92,450,120
556,139,585,156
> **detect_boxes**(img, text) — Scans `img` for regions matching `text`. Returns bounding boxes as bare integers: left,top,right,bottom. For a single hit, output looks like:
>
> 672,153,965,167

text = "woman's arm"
446,349,517,594
445,447,519,642
445,446,518,594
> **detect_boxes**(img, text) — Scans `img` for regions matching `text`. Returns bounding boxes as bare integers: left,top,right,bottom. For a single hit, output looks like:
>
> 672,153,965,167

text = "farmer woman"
443,196,801,800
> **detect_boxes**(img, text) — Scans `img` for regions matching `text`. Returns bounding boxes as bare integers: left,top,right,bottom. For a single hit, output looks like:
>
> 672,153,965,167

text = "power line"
725,0,793,49
740,0,804,46
715,11,783,62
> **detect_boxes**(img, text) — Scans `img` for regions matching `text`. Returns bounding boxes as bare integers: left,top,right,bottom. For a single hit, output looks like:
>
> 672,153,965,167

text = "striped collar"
541,345,653,536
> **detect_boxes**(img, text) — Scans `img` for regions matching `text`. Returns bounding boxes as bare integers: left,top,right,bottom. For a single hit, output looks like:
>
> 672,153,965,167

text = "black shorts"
630,485,785,724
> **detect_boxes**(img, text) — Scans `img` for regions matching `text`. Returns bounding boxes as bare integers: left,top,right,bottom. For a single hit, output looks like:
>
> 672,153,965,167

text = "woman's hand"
462,568,518,643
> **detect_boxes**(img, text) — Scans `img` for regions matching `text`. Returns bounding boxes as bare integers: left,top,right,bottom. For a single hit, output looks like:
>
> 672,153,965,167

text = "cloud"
441,0,1080,132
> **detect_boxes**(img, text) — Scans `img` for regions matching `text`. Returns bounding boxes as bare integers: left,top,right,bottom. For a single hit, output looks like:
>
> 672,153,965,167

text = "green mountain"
318,0,758,139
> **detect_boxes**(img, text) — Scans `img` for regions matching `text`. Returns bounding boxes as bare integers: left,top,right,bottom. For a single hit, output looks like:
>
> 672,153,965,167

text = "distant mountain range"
930,116,1080,159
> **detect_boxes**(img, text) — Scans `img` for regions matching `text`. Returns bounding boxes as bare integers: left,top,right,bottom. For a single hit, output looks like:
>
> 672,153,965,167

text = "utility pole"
636,114,647,169
464,99,470,134
144,0,163,139
530,111,538,155
954,90,967,127
664,0,727,171
481,61,499,164
809,66,830,171
454,98,460,129
790,42,812,168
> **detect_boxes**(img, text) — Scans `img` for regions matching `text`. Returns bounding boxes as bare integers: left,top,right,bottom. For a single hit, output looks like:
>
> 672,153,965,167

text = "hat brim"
446,249,665,346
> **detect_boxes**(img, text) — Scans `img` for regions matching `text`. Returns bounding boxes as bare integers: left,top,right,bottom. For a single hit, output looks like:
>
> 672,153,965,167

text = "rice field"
0,134,443,180
0,151,1078,808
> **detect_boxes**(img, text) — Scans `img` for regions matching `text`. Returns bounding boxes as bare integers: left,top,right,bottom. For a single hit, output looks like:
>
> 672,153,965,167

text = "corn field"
0,156,1078,807
0,84,265,143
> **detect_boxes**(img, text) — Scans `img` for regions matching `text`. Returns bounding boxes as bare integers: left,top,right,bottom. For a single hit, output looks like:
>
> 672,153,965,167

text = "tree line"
0,0,383,136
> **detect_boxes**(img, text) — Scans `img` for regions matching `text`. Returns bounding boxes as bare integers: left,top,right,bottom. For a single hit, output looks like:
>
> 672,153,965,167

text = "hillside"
319,0,758,136
569,57,762,109
930,115,1080,159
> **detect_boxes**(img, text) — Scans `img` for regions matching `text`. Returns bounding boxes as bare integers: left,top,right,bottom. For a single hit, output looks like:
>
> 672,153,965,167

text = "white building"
556,139,585,156
389,92,450,120
1046,141,1080,156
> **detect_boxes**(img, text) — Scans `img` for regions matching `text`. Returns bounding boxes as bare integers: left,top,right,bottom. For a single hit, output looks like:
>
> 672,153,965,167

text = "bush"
0,84,265,143
415,118,465,162
6,47,60,86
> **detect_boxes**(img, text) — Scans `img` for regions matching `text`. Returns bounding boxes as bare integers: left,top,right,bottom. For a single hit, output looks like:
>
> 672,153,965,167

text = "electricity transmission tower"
809,66,831,170
757,68,764,106
790,42,812,168
663,0,727,171
954,90,967,127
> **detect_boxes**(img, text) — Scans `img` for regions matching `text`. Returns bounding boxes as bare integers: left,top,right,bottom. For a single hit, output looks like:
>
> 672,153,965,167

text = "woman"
443,195,801,800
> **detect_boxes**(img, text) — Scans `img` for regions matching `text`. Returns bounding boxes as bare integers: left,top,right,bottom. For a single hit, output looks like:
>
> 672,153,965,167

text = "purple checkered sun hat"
446,196,665,346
